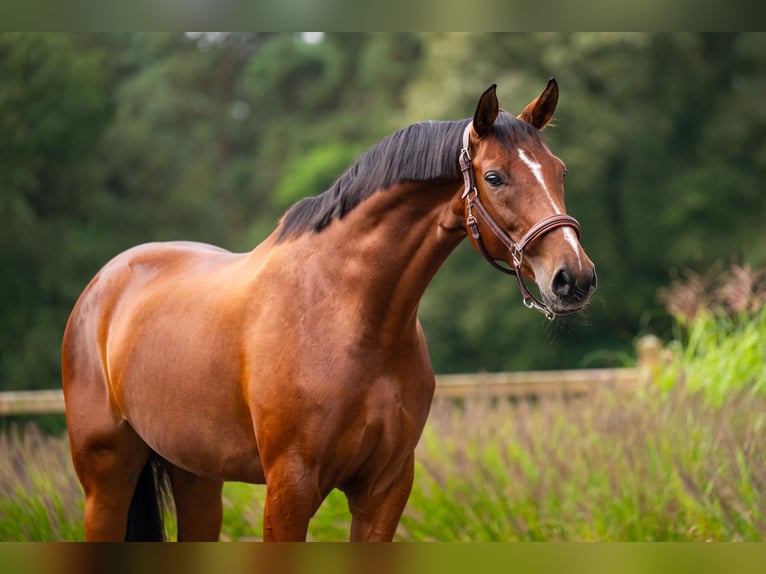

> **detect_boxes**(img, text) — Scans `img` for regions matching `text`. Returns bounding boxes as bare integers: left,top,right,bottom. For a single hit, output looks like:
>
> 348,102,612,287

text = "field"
2,385,764,542
2,308,765,541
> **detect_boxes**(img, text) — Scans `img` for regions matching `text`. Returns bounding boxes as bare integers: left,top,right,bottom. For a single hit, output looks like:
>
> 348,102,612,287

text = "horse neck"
288,180,466,342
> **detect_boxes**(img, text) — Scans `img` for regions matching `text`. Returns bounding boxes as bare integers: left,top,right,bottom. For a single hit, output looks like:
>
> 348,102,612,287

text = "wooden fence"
433,367,639,400
0,337,661,417
0,389,66,416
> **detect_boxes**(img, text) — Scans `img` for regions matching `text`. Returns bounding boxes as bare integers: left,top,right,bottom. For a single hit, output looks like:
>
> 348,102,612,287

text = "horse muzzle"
541,265,598,316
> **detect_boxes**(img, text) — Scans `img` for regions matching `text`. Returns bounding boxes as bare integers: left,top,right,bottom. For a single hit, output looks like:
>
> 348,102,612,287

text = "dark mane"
276,112,540,241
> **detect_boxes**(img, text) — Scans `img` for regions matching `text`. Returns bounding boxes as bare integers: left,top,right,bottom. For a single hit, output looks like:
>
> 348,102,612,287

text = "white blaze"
517,149,582,270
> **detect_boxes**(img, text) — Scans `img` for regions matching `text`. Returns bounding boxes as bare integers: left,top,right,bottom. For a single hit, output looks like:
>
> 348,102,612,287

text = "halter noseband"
459,123,581,320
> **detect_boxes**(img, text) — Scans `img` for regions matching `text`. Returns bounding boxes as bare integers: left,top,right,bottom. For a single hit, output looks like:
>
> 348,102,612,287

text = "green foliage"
2,33,766,393
3,381,764,541
2,310,764,541
6,32,766,544
272,143,362,211
0,33,109,392
415,32,766,372
655,263,766,407
658,307,766,408
0,426,82,541
404,384,765,541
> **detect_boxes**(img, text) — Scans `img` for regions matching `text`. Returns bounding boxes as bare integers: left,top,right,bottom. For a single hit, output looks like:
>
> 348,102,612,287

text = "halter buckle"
459,148,476,200
511,245,523,269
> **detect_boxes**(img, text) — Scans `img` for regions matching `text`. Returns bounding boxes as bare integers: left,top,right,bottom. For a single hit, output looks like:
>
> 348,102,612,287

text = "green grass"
658,306,766,408
2,309,765,541
3,383,763,541
0,427,82,541
403,385,765,541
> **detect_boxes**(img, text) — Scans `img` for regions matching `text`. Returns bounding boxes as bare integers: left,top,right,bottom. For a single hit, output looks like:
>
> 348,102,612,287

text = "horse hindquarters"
63,375,160,539
62,284,162,541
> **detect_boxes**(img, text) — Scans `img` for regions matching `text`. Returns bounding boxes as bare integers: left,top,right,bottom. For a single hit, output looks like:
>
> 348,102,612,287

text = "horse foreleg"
345,454,414,542
167,465,224,541
262,458,325,541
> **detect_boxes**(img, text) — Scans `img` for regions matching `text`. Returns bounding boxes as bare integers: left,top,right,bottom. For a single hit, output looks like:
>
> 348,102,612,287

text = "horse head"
460,80,597,317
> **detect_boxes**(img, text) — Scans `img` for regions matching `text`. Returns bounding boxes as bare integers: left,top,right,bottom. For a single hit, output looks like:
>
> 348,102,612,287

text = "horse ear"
517,77,559,130
472,84,499,138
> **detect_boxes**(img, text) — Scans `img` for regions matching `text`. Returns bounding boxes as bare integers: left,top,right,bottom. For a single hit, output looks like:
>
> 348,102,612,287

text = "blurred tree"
1,33,764,393
0,33,109,390
0,32,426,392
235,32,423,244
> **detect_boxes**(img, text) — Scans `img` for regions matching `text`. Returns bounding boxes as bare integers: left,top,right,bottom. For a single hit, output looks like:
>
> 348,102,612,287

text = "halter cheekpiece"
459,123,581,320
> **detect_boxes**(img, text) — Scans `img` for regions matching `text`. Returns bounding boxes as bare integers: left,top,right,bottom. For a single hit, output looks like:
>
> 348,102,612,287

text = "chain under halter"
459,123,581,320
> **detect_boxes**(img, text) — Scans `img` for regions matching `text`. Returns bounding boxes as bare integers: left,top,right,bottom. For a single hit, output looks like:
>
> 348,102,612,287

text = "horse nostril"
552,268,575,298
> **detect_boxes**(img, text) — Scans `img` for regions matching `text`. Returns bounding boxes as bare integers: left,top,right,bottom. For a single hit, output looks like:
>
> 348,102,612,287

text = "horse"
61,79,597,541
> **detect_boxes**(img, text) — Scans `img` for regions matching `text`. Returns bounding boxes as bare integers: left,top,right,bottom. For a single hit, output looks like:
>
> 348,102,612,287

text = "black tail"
125,458,167,541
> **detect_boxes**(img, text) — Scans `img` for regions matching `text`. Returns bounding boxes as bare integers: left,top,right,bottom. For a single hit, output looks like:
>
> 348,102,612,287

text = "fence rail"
433,367,640,400
0,335,660,417
0,370,634,417
0,369,650,417
0,389,67,416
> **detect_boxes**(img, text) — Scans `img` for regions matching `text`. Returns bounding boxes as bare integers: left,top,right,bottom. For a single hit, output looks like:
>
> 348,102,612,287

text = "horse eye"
562,167,569,179
483,172,504,188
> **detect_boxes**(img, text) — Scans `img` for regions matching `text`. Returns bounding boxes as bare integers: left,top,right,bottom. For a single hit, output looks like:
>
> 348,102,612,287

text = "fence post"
636,334,661,384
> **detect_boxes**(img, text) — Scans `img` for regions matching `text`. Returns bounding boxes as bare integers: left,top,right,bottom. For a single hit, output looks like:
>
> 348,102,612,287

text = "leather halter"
459,123,582,320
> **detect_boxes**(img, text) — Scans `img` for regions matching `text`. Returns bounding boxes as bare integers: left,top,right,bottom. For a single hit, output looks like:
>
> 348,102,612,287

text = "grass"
2,381,763,541
2,307,765,541
657,264,766,407
657,307,766,408
404,384,765,541
0,427,82,541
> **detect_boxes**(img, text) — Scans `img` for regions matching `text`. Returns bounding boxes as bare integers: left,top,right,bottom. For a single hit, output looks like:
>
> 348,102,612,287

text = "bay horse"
62,79,596,541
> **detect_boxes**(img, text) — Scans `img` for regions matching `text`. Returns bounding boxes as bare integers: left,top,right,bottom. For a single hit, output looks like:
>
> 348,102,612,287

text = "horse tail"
125,457,168,541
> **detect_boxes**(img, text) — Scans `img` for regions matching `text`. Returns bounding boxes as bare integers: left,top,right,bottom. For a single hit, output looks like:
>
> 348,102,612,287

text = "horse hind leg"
70,423,158,541
64,363,164,539
166,464,224,541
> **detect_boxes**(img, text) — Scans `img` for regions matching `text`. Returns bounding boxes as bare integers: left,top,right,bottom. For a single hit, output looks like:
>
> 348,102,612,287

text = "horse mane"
276,112,540,241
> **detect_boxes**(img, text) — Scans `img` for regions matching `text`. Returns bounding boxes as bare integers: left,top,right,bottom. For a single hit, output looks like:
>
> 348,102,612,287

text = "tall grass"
3,378,764,541
657,263,766,407
2,289,765,540
657,306,766,408
0,426,82,541
403,383,765,541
